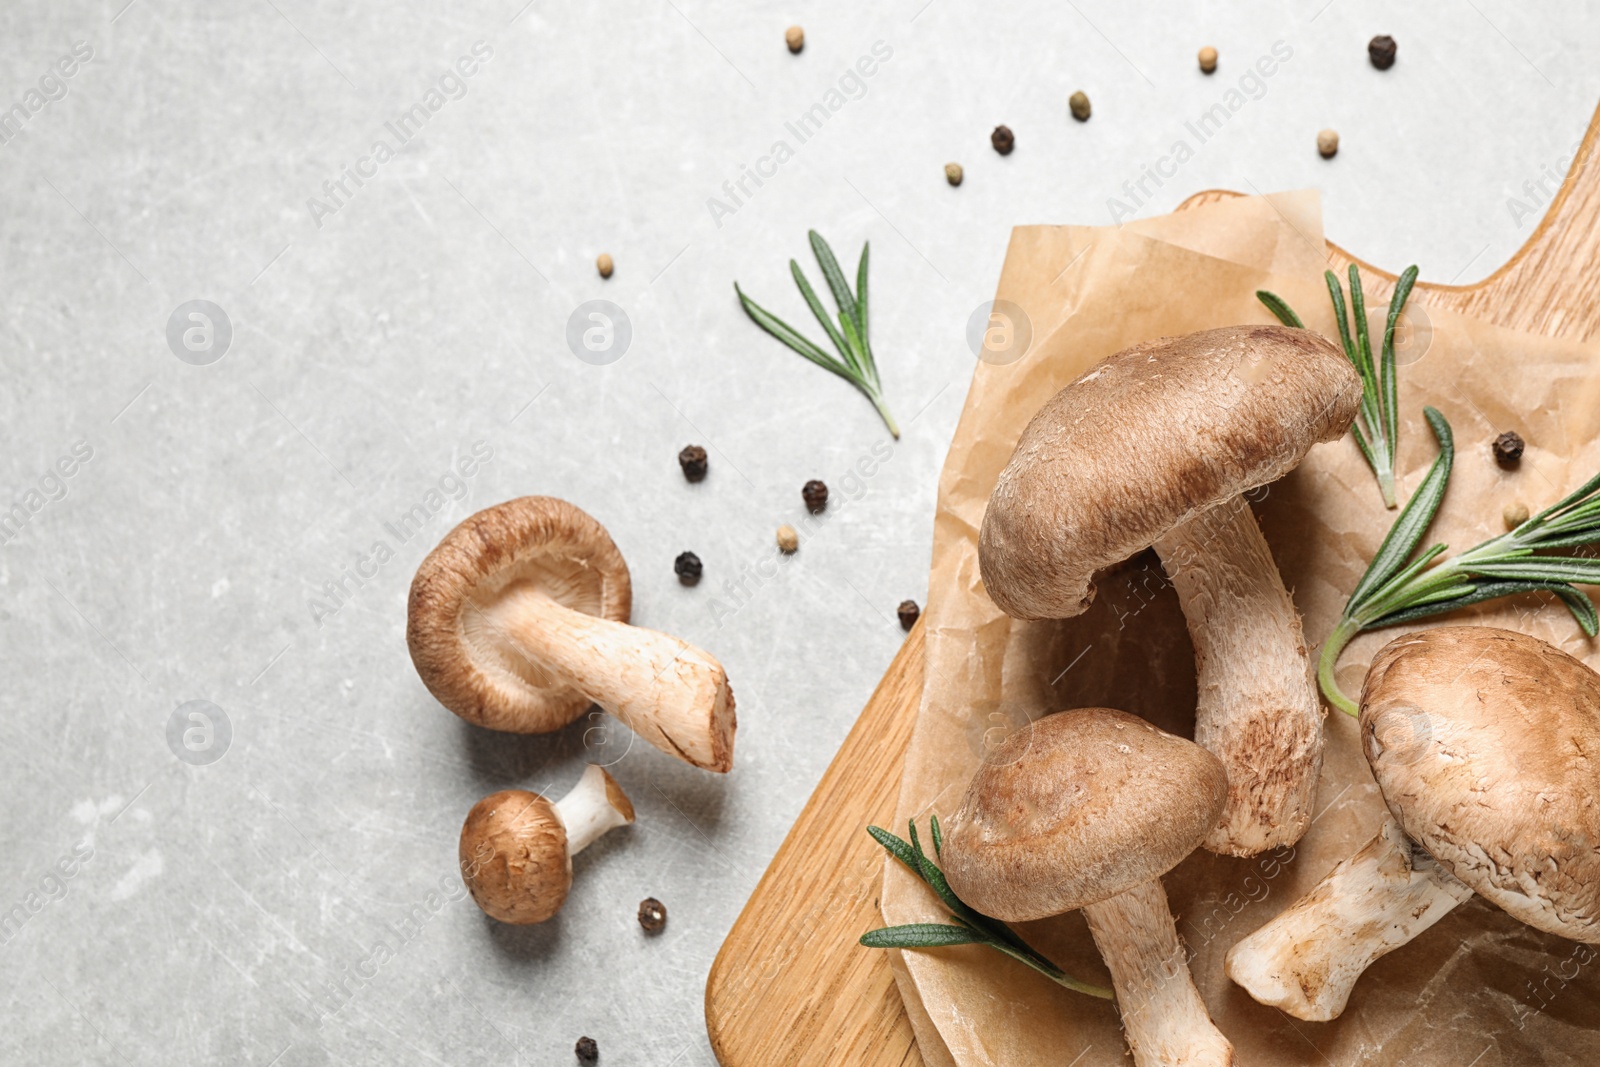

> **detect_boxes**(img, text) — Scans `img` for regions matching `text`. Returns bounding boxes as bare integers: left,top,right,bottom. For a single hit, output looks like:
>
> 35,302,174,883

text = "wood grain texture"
704,623,925,1067
704,101,1600,1067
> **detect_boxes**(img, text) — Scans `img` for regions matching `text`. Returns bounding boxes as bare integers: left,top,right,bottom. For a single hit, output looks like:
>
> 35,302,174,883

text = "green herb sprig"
1319,406,1600,714
1258,264,1419,509
858,817,1113,1000
735,230,899,438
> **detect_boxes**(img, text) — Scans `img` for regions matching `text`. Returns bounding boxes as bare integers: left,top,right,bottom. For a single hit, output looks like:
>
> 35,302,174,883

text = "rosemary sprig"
858,817,1113,1000
1318,406,1600,714
1258,264,1419,508
735,230,899,438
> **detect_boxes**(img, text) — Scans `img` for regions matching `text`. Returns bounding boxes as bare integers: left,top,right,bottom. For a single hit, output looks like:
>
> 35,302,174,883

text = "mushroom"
459,764,635,923
941,707,1234,1067
408,496,735,772
979,325,1362,856
1226,626,1600,1020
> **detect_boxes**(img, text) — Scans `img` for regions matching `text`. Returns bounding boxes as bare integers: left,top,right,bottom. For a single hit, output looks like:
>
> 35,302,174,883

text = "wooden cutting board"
704,102,1600,1067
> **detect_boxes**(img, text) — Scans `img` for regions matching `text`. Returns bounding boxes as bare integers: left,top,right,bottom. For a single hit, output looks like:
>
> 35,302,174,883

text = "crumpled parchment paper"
884,191,1600,1067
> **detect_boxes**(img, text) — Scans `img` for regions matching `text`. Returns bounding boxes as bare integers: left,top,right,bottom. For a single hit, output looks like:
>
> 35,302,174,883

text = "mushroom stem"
491,586,736,772
1082,878,1234,1067
1153,495,1322,856
1225,815,1472,1021
554,765,636,855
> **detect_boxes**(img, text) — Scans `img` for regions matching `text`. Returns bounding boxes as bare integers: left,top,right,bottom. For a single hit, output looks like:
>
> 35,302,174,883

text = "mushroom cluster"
408,496,737,923
942,708,1234,1067
1227,626,1600,1019
980,324,1362,855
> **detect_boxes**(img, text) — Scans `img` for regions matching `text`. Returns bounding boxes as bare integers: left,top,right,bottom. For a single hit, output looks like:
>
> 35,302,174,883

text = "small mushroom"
942,708,1234,1067
408,496,736,772
459,765,635,924
979,325,1362,855
1227,626,1600,1020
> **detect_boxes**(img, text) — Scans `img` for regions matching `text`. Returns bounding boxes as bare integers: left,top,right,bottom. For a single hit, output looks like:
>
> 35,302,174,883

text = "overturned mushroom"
942,708,1234,1067
408,496,735,772
459,764,635,924
1227,626,1600,1020
979,325,1361,855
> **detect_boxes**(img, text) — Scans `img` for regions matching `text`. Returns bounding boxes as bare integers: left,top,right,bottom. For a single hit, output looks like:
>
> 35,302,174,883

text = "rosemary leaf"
860,819,1110,999
1256,290,1304,329
810,230,860,331
859,923,986,949
790,259,855,372
734,284,849,377
855,243,875,379
1469,558,1600,585
1318,406,1600,713
736,232,899,437
1346,407,1454,607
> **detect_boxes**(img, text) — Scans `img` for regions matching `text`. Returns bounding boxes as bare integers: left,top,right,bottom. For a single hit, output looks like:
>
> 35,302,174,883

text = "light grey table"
2,2,1596,1064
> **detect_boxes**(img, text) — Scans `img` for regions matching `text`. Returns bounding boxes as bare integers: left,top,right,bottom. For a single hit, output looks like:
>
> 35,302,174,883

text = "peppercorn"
674,551,702,585
678,444,708,482
944,162,963,187
1504,501,1531,530
638,896,667,933
1493,431,1525,466
785,25,804,54
990,125,1014,155
596,253,614,279
1368,35,1397,70
802,479,829,513
575,1036,599,1064
897,600,920,631
1068,92,1091,122
1197,46,1218,74
1317,128,1339,159
776,524,799,554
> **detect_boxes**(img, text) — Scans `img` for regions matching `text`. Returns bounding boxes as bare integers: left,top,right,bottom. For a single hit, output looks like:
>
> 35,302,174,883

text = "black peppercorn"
575,1036,599,1064
674,551,703,585
638,896,667,933
897,600,920,631
1493,431,1525,467
678,444,708,482
802,479,829,513
990,125,1014,155
1368,35,1397,70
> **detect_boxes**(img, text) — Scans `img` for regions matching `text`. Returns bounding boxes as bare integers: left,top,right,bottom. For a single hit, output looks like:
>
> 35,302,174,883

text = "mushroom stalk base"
1154,495,1323,856
1225,815,1472,1021
555,765,636,855
494,588,736,772
1083,878,1233,1067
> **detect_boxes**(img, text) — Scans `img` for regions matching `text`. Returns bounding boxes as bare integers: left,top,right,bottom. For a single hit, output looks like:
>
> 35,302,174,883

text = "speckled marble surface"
2,2,1597,1064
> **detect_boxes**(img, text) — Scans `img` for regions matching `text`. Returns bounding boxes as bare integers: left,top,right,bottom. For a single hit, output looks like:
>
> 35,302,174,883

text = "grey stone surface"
1,2,1596,1065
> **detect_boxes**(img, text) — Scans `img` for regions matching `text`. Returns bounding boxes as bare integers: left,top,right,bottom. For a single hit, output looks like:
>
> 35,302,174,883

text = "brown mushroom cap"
941,708,1228,922
978,325,1361,619
1362,626,1600,943
459,789,573,924
407,496,631,732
